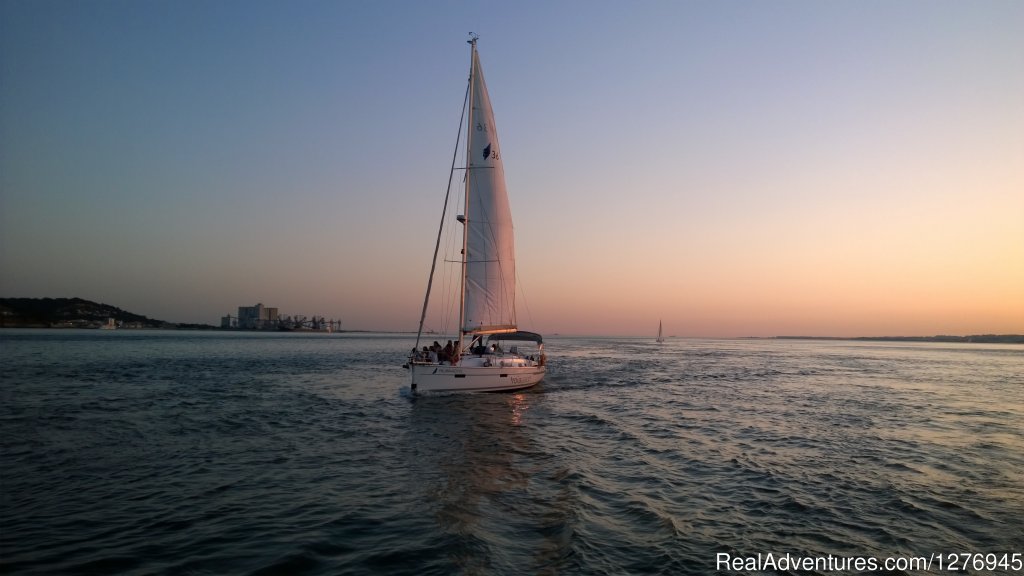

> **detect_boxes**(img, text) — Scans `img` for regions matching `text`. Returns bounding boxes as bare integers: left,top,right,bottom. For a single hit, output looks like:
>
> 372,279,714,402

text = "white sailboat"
407,37,546,393
656,320,664,343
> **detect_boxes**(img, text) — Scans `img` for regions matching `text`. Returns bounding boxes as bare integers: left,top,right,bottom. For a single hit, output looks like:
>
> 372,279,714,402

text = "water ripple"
2,332,1022,574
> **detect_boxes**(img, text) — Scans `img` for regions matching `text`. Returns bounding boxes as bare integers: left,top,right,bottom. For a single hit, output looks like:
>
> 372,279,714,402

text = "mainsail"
462,44,517,335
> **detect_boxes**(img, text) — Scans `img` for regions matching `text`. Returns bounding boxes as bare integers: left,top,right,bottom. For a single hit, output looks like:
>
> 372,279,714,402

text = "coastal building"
221,303,339,331
237,303,278,329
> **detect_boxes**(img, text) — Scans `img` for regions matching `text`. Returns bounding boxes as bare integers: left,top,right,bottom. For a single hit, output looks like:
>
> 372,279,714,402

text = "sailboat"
656,320,664,343
407,36,546,393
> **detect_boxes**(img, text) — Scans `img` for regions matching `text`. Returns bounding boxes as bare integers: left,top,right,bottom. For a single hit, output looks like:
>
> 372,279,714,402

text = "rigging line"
516,269,537,332
414,78,470,353
443,169,467,337
435,175,462,339
442,222,460,337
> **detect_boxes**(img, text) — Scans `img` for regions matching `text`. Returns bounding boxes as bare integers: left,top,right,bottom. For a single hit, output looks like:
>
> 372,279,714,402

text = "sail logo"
482,143,499,161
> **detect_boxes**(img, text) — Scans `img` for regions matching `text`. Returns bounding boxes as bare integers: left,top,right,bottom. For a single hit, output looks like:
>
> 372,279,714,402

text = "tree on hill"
0,297,166,327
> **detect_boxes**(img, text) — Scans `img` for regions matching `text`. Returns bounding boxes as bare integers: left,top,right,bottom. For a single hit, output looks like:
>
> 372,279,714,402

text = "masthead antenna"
467,32,479,45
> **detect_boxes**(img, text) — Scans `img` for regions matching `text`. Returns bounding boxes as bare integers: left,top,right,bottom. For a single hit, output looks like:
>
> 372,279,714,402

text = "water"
2,329,1022,575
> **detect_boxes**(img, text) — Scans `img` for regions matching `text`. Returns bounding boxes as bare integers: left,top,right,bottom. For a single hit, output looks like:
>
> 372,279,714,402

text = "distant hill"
0,297,169,328
777,334,1024,344
853,334,1024,344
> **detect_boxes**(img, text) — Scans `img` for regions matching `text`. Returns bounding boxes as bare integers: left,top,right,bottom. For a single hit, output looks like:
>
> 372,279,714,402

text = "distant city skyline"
2,1,1021,337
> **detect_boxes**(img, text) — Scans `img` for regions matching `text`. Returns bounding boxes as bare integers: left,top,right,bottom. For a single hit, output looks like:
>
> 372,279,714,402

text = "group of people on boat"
412,336,514,365
414,340,460,365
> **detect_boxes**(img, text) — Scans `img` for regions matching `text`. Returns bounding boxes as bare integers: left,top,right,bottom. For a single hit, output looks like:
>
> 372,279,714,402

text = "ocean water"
1,329,1022,575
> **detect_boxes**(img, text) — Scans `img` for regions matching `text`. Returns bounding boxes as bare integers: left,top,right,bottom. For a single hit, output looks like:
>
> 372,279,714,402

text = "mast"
457,35,478,353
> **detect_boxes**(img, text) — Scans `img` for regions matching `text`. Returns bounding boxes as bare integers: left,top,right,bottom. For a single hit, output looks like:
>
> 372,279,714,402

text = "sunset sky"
2,0,1021,337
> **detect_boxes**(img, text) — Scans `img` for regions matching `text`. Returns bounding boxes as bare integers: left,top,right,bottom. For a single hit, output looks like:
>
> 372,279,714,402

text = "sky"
1,0,1022,337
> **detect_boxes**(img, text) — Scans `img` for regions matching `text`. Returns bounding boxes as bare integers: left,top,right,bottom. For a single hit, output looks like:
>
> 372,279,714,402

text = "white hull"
411,362,545,393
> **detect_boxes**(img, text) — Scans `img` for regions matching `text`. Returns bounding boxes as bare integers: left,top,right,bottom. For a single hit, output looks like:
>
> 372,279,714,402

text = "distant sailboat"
656,320,664,343
406,36,546,393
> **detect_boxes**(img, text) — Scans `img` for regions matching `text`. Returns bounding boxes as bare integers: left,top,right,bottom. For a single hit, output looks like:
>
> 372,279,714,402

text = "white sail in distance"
462,45,517,335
